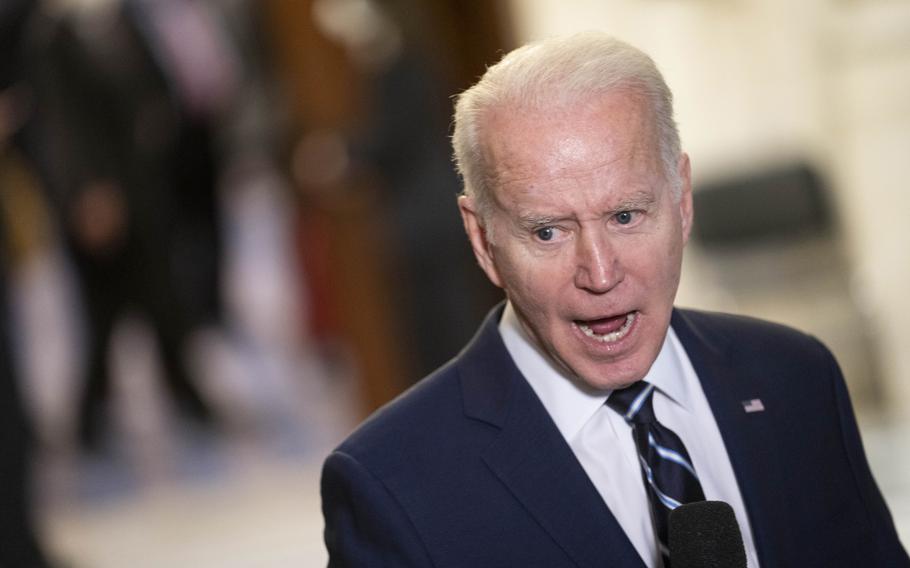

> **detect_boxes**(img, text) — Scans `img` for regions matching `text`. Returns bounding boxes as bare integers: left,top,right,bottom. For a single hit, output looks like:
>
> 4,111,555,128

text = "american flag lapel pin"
742,399,765,413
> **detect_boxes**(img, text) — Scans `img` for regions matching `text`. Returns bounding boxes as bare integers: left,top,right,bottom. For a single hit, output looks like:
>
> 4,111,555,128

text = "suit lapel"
671,309,788,567
482,380,646,568
459,305,645,568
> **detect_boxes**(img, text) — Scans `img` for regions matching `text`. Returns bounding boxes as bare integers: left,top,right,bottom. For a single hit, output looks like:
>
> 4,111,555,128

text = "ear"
458,195,504,288
676,153,694,245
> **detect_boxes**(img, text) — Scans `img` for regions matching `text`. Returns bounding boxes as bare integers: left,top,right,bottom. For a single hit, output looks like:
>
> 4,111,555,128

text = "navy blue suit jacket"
322,306,908,567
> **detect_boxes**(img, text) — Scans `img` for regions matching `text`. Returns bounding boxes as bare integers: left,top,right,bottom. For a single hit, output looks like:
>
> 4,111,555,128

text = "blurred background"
0,0,907,565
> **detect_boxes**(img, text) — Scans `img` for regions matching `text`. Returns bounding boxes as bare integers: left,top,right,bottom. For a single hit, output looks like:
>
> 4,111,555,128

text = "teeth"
579,313,635,343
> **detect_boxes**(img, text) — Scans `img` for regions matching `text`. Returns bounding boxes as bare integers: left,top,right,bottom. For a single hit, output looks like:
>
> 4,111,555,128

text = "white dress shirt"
498,302,760,568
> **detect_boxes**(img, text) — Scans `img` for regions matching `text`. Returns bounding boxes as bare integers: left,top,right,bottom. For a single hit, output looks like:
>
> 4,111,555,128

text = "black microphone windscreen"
668,500,747,568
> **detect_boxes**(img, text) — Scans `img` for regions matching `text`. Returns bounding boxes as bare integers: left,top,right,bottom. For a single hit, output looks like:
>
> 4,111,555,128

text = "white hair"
452,32,682,221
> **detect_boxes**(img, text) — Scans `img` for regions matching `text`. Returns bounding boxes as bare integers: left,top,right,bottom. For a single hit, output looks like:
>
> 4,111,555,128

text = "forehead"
483,90,664,211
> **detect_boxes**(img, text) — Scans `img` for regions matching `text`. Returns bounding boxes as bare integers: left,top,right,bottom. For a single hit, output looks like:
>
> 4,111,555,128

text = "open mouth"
575,311,636,343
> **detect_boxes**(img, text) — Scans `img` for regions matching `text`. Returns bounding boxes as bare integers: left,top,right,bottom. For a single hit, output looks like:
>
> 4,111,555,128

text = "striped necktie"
606,381,706,566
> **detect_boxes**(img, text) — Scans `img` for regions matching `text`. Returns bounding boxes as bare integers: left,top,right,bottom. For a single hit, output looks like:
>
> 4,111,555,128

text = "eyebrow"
613,190,657,211
514,190,658,230
516,213,562,230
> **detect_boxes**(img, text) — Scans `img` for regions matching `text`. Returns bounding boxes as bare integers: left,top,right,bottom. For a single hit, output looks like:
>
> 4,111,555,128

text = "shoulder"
333,358,466,468
320,367,463,566
321,348,506,546
673,307,832,363
674,307,814,342
672,307,843,395
330,304,512,475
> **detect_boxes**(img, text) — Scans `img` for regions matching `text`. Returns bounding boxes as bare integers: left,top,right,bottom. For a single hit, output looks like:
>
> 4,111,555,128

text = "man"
25,0,223,449
321,32,908,567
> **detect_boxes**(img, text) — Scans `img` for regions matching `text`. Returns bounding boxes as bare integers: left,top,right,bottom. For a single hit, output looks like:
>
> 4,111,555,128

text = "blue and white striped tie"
606,381,705,567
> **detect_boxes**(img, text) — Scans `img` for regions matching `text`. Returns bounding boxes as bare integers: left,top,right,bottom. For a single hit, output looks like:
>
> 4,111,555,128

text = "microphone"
668,501,747,568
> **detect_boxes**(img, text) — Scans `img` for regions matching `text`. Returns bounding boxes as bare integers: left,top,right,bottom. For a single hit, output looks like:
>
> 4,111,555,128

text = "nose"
573,228,623,294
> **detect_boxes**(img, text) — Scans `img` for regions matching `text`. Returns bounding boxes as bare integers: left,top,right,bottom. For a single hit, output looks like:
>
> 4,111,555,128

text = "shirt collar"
643,325,691,413
498,302,692,441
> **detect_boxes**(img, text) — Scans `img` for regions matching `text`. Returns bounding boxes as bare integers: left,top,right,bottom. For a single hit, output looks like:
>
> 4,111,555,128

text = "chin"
573,358,651,391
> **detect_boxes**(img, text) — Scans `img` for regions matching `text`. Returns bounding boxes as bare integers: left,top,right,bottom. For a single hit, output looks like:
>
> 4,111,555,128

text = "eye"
535,227,556,241
615,211,636,225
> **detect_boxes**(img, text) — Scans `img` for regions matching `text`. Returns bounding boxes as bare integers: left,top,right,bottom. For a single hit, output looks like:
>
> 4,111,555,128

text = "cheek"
623,235,683,290
644,241,684,296
500,250,568,310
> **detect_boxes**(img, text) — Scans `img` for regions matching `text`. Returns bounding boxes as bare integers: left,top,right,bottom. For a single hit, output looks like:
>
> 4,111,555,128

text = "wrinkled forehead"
481,90,663,201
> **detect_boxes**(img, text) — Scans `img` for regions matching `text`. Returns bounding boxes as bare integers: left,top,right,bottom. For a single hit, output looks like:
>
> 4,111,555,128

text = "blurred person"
321,33,909,566
22,0,239,450
0,227,50,567
310,0,495,378
0,0,54,565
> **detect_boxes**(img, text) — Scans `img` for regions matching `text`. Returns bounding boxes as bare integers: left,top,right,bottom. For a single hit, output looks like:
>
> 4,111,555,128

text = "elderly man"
321,32,908,567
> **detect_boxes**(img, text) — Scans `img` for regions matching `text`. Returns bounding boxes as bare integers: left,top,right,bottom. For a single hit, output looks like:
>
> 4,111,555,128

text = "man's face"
460,90,693,390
